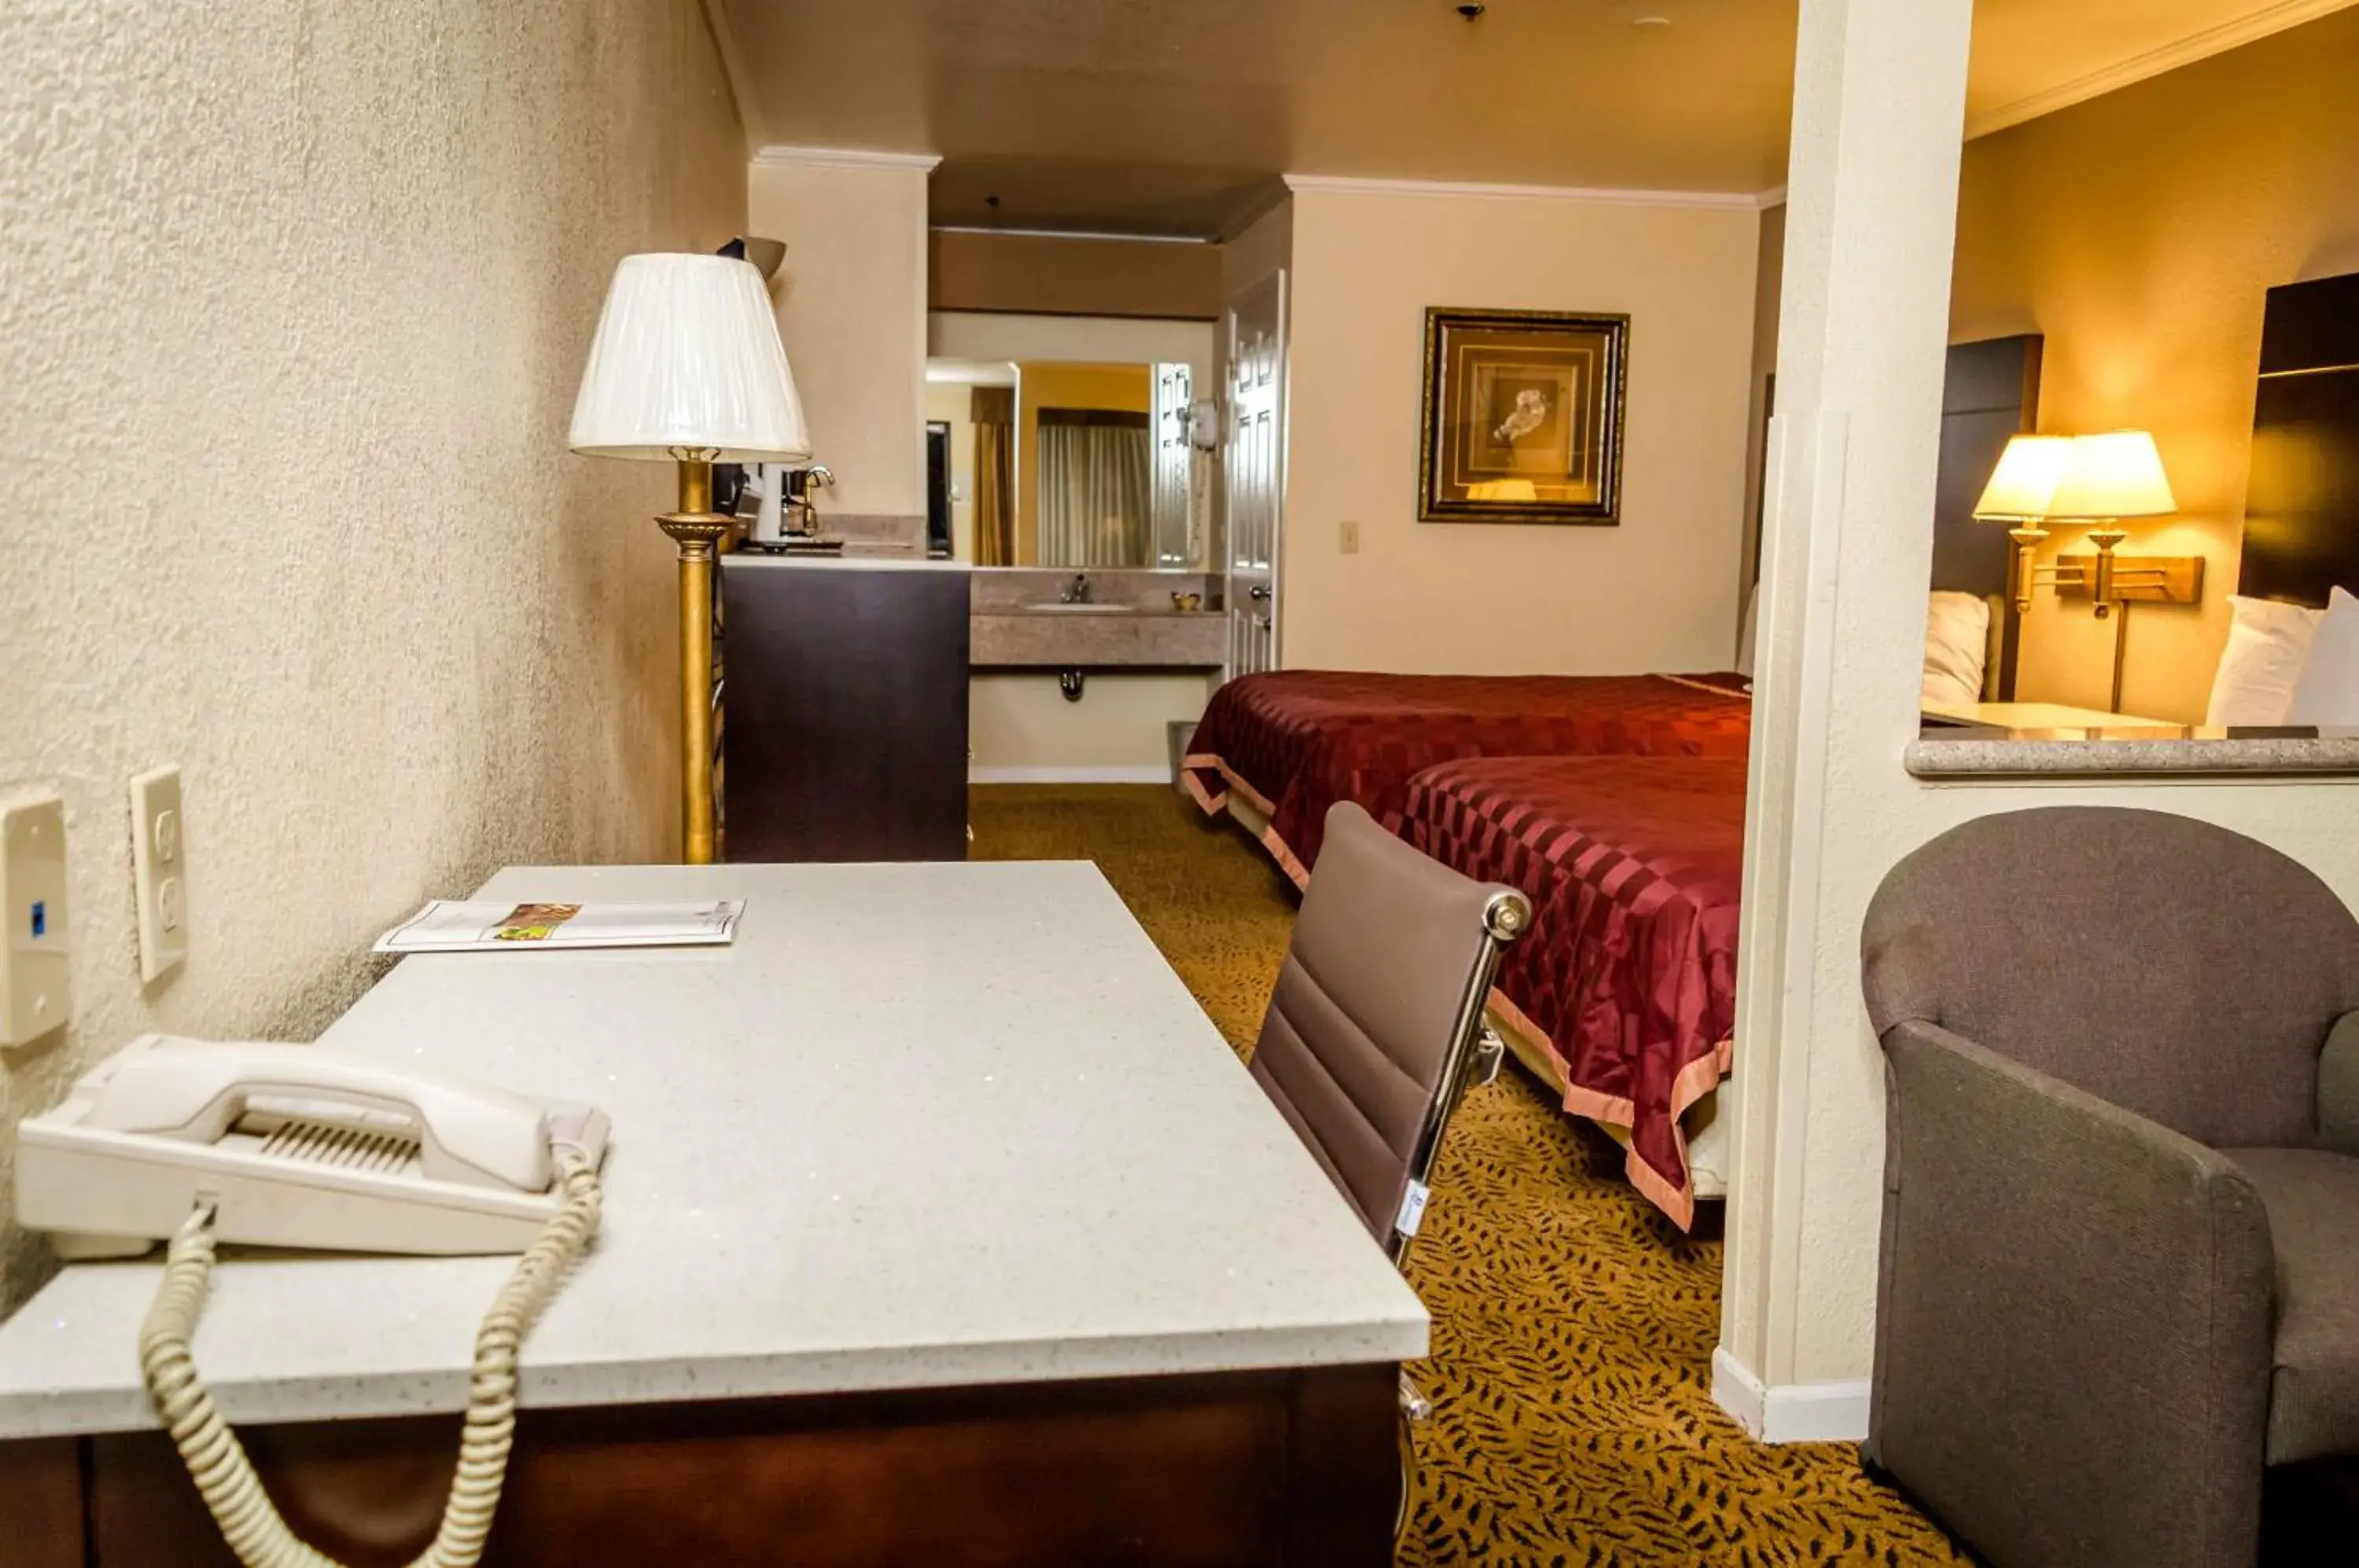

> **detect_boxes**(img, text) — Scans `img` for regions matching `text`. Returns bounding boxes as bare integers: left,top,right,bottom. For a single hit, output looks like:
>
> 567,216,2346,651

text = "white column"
1714,0,1975,1442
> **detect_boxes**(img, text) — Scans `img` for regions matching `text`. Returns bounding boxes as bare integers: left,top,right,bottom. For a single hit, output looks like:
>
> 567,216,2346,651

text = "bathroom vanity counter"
0,860,1418,1563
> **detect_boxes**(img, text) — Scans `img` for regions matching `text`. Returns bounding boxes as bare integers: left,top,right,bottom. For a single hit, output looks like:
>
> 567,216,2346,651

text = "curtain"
1036,410,1152,568
971,386,1014,567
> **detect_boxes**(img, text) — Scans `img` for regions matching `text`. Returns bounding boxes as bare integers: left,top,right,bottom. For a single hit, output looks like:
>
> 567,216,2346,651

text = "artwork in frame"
1417,307,1630,525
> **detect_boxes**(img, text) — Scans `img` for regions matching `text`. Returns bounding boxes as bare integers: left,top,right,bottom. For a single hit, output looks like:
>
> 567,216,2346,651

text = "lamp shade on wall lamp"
1971,434,2072,521
2045,431,2177,521
569,253,810,462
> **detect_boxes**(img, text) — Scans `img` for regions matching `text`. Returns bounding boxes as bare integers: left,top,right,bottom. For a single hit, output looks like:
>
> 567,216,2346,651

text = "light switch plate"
1,793,70,1044
130,765,188,983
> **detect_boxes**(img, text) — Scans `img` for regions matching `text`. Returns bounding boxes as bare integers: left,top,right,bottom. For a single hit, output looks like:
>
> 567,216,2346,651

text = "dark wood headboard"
1932,333,2044,699
2243,270,2359,606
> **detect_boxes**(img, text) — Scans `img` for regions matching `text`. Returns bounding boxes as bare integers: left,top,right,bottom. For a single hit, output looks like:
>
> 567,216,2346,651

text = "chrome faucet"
1060,572,1092,605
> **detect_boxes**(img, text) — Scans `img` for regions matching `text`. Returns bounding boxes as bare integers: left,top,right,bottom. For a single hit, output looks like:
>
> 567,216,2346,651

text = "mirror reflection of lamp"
1972,434,2073,616
2043,431,2178,620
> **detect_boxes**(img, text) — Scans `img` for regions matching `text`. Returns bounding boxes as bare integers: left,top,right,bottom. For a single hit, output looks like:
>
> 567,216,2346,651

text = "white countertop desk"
0,861,1423,1565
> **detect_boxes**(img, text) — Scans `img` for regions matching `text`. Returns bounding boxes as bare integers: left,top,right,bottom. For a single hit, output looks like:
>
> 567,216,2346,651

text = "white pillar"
1714,0,1975,1442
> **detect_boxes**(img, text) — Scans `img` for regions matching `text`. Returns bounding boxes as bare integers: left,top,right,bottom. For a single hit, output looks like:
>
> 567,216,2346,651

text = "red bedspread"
1182,670,1750,882
1399,755,1748,1229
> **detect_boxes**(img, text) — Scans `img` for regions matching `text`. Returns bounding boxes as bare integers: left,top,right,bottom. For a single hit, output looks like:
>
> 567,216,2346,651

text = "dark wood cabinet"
721,558,970,863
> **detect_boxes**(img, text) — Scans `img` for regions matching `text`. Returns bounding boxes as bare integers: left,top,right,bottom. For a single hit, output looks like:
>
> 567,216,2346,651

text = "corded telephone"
15,1033,612,1568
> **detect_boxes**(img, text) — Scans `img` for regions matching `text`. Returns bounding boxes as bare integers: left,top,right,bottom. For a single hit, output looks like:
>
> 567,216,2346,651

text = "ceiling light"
1632,15,1673,28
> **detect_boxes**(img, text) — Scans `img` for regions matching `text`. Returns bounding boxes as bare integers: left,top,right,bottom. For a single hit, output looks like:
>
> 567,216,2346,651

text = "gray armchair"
1860,806,2359,1568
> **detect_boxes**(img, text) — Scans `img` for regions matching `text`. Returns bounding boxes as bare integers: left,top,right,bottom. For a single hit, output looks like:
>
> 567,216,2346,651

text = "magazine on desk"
375,900,745,954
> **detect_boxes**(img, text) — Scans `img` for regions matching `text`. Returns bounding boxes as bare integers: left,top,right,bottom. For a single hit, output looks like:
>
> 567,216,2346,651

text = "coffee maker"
738,463,837,550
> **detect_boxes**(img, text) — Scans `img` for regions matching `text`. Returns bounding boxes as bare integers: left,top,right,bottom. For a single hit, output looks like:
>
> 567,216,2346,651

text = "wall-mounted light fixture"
1974,430,2205,712
2043,431,2181,620
1972,433,2073,616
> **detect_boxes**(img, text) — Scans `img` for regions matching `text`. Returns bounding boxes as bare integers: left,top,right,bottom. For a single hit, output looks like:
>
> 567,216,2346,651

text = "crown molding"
752,145,943,172
931,225,1213,246
1281,172,1759,211
1966,0,2357,141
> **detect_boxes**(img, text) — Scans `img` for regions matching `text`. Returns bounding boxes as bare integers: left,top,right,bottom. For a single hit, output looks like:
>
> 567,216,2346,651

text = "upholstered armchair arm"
2321,1011,2359,1156
1870,1019,2276,1568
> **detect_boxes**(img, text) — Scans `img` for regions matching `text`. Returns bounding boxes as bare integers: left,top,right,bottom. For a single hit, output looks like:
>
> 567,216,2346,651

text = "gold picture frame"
1417,307,1630,525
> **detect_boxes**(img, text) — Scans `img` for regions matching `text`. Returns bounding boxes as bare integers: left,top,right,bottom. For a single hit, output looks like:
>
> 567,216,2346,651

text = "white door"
1225,270,1286,679
1150,362,1192,569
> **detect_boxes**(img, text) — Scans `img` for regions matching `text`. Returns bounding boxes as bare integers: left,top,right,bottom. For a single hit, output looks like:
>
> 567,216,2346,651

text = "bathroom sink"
1021,602,1138,614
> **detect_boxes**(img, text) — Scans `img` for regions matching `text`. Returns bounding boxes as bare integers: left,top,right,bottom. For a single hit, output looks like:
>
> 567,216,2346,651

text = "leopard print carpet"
970,784,1970,1567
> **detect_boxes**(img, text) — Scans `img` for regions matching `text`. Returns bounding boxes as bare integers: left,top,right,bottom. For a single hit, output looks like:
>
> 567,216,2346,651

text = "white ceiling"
714,0,2357,236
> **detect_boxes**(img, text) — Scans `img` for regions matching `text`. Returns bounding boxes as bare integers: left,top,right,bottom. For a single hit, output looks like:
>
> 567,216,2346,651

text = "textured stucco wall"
0,0,744,1308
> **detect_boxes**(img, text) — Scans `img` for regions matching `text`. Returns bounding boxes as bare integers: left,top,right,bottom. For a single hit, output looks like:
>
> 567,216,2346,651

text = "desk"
0,862,1422,1566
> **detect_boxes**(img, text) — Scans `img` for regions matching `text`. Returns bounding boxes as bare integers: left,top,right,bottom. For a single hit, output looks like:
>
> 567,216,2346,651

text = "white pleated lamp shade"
569,253,811,462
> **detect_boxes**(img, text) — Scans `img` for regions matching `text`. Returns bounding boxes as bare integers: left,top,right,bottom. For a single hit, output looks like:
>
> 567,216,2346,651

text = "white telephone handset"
15,1035,610,1568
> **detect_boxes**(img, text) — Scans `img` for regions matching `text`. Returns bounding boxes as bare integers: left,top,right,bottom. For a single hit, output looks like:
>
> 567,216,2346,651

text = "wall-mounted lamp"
2043,431,2179,620
1974,430,2203,712
1972,433,2073,616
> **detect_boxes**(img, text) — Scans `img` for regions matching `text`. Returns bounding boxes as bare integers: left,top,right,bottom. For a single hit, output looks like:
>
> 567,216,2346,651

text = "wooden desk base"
2,1364,1397,1568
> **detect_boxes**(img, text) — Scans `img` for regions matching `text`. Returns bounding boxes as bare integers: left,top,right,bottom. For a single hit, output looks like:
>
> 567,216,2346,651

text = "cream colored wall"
1951,7,2359,720
1738,201,1787,656
1282,189,1760,675
747,155,930,518
922,382,978,561
0,0,742,1308
970,675,1213,782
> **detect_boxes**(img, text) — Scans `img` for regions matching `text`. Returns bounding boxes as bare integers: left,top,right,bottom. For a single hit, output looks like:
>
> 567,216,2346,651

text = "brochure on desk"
375,900,745,954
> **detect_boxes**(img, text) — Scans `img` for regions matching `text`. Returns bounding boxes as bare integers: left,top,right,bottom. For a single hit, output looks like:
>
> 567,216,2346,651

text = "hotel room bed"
1180,670,1753,885
1397,754,1746,1230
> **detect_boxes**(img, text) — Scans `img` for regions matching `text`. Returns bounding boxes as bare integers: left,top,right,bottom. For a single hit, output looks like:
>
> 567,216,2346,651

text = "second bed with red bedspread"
1181,669,1752,883
1399,754,1748,1228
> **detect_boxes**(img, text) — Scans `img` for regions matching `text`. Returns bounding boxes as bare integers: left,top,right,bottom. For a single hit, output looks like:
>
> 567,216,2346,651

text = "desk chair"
1246,802,1530,1532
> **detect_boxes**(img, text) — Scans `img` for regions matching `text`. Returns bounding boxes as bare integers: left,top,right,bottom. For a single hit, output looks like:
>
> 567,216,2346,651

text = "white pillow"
2286,587,2359,727
1735,586,1759,677
2206,594,2324,727
1922,591,1991,709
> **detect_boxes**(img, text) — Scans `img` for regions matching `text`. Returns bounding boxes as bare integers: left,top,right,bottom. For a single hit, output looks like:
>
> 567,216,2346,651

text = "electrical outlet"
130,765,188,983
1,793,69,1044
1339,519,1361,555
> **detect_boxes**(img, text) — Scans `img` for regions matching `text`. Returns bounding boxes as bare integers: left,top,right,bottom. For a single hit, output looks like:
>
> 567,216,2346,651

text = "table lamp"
2044,431,2177,620
569,253,810,864
1972,433,2072,615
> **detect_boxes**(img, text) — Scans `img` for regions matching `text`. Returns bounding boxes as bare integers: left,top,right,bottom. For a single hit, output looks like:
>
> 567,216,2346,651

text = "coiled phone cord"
135,1147,604,1568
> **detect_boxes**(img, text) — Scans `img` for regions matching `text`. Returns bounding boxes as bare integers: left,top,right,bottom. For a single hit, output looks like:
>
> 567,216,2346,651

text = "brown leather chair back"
1249,802,1529,1261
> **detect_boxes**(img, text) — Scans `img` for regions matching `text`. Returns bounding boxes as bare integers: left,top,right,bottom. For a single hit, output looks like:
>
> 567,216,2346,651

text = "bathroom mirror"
926,313,1216,572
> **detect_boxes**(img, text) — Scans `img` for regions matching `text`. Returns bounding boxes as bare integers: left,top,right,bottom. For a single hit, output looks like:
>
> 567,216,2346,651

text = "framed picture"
1417,307,1630,525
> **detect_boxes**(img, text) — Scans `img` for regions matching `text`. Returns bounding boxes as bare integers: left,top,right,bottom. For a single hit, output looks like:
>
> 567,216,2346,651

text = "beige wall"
929,231,1222,321
970,675,1213,782
1951,7,2359,720
0,0,742,1307
1281,189,1761,675
748,155,930,518
1738,201,1787,654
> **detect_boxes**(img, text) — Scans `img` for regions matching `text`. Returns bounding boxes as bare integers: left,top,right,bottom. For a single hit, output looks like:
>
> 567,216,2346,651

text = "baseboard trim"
970,765,1173,785
1710,1348,1871,1445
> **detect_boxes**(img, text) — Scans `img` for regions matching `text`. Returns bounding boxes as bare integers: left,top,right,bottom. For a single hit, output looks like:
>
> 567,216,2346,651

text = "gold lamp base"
661,453,733,865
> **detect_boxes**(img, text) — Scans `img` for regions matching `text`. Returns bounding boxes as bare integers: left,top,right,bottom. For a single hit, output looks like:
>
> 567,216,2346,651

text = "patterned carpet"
970,784,1969,1567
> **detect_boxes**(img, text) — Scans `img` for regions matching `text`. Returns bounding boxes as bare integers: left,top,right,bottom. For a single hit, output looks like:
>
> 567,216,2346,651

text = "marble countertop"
1909,723,2359,778
0,862,1424,1439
